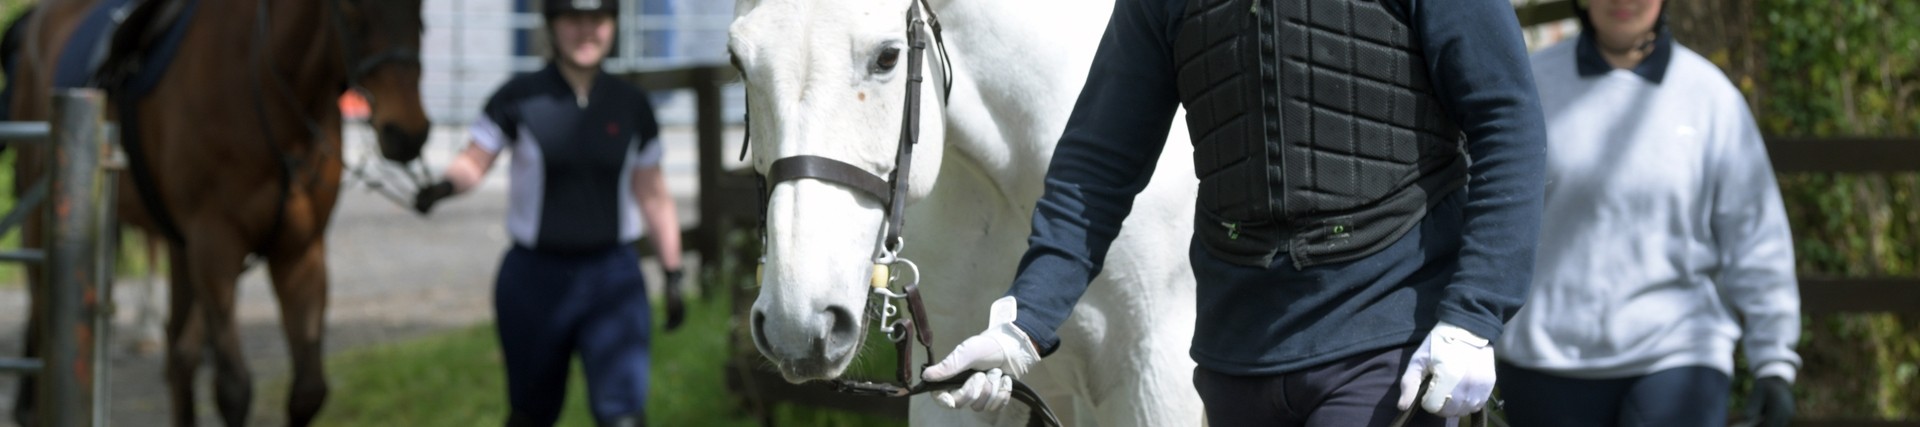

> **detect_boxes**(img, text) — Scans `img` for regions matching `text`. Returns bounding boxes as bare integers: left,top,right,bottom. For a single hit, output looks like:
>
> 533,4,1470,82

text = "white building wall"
419,0,735,126
422,0,517,125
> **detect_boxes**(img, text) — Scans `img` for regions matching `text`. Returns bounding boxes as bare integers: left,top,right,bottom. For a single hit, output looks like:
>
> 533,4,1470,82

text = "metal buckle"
870,258,919,341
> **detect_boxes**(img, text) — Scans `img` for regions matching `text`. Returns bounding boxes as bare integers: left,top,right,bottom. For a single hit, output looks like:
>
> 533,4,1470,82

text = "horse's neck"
215,0,343,108
907,0,1121,332
931,0,1117,205
222,0,345,144
272,0,346,101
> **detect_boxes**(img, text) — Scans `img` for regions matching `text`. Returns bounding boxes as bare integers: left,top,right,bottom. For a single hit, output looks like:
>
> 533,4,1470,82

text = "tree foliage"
1670,0,1920,419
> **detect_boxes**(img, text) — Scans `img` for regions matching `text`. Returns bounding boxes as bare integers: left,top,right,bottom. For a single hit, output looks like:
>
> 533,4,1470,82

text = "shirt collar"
541,61,607,107
1575,24,1673,84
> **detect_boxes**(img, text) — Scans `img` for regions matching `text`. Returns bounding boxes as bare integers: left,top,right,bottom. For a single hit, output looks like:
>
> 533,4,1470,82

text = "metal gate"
0,89,123,427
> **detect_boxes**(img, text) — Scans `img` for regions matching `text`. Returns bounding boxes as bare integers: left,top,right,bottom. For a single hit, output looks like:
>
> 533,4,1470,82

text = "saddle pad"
53,0,132,88
57,0,198,100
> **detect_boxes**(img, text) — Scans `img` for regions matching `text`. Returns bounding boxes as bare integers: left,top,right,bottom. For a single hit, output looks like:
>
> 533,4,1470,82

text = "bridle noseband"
741,2,1059,426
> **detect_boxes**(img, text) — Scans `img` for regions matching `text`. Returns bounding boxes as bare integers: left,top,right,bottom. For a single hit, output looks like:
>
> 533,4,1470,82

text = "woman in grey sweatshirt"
1493,0,1801,426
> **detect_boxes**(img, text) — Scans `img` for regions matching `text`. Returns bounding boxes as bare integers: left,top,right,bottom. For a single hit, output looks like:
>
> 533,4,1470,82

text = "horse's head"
337,0,430,163
731,0,951,381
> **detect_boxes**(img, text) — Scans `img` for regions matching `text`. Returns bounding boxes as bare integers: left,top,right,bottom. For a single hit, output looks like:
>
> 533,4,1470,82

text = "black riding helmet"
544,0,619,20
541,0,620,64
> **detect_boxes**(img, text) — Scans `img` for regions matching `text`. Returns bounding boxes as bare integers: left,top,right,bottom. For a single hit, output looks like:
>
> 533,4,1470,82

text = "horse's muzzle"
751,304,864,382
377,124,428,163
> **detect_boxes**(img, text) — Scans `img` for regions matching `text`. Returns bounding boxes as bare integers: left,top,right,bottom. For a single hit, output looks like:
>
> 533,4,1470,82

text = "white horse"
730,0,1202,425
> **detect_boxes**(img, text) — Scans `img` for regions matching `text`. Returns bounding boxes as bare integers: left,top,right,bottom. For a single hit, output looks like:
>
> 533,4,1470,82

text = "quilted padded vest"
1173,0,1468,268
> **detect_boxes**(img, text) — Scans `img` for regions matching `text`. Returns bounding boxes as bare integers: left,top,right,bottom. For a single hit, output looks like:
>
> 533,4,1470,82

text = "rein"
740,2,1061,426
1385,381,1500,427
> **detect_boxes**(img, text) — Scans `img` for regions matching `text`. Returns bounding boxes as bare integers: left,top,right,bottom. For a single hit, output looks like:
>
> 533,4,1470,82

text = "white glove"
1396,322,1496,417
921,296,1042,412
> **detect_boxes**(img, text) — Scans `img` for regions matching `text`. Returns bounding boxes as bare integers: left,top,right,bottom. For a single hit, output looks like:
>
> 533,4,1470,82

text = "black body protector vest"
1174,0,1469,269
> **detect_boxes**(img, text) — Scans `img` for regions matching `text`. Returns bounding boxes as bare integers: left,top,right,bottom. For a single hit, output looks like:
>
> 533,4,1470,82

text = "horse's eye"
874,47,901,72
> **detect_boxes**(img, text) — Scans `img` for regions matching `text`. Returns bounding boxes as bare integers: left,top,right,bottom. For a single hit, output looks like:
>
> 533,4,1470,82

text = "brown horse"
6,0,430,425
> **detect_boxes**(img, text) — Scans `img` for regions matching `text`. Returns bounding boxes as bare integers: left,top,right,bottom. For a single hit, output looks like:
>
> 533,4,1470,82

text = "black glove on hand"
663,269,686,331
414,181,455,215
1745,376,1795,427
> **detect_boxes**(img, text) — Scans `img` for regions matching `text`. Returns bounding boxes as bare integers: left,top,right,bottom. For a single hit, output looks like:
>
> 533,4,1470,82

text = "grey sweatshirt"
1495,39,1801,382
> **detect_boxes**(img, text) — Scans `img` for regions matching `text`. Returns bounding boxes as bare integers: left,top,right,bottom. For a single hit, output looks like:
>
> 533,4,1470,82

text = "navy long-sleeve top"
1006,0,1548,375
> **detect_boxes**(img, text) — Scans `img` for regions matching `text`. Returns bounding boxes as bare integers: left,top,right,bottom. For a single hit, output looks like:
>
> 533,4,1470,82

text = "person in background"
918,0,1550,424
1493,0,1801,425
413,0,685,425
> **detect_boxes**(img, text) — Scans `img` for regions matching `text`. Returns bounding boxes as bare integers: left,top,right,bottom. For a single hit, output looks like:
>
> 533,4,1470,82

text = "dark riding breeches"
1193,344,1446,427
1496,362,1730,427
495,244,653,426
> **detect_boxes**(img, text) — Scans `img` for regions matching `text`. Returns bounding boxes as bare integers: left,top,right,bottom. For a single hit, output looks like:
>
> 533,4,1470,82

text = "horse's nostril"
751,310,772,353
825,305,859,348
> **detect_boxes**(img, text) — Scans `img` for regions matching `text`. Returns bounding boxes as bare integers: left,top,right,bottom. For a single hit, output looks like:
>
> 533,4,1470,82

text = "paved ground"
0,123,740,426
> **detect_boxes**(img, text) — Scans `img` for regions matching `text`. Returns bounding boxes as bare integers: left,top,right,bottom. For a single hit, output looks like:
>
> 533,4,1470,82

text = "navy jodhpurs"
1496,362,1730,427
1193,344,1447,427
494,244,653,426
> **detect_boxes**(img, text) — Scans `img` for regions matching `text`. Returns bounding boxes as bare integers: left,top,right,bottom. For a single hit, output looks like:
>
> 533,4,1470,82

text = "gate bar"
0,180,52,238
0,249,46,264
90,124,123,426
0,357,45,373
0,121,52,142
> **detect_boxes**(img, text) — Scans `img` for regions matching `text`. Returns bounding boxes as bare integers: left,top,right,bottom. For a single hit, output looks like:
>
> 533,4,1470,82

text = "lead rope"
1385,380,1500,427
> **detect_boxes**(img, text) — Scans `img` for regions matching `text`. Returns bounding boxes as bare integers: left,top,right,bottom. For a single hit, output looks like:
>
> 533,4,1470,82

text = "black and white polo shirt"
471,63,663,253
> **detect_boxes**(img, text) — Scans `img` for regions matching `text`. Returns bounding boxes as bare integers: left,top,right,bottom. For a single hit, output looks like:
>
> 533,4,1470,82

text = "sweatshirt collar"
1575,25,1673,84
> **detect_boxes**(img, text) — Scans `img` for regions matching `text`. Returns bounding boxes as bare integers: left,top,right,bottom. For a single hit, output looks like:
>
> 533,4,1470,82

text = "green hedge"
1754,0,1919,419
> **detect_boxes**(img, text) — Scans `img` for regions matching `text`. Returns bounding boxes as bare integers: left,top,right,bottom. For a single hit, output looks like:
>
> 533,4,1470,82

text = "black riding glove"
1744,376,1795,427
663,269,686,331
413,181,455,215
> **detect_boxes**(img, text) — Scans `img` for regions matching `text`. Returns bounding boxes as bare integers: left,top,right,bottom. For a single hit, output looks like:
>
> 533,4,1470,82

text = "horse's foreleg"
14,264,43,427
15,190,48,427
162,244,205,427
131,234,167,356
185,237,252,427
266,239,329,427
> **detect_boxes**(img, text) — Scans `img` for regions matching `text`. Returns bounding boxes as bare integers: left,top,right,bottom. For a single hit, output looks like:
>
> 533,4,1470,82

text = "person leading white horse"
925,0,1550,425
729,0,1205,424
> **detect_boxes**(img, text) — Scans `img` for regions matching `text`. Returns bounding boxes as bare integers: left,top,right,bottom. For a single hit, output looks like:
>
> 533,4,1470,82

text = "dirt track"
0,124,718,426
